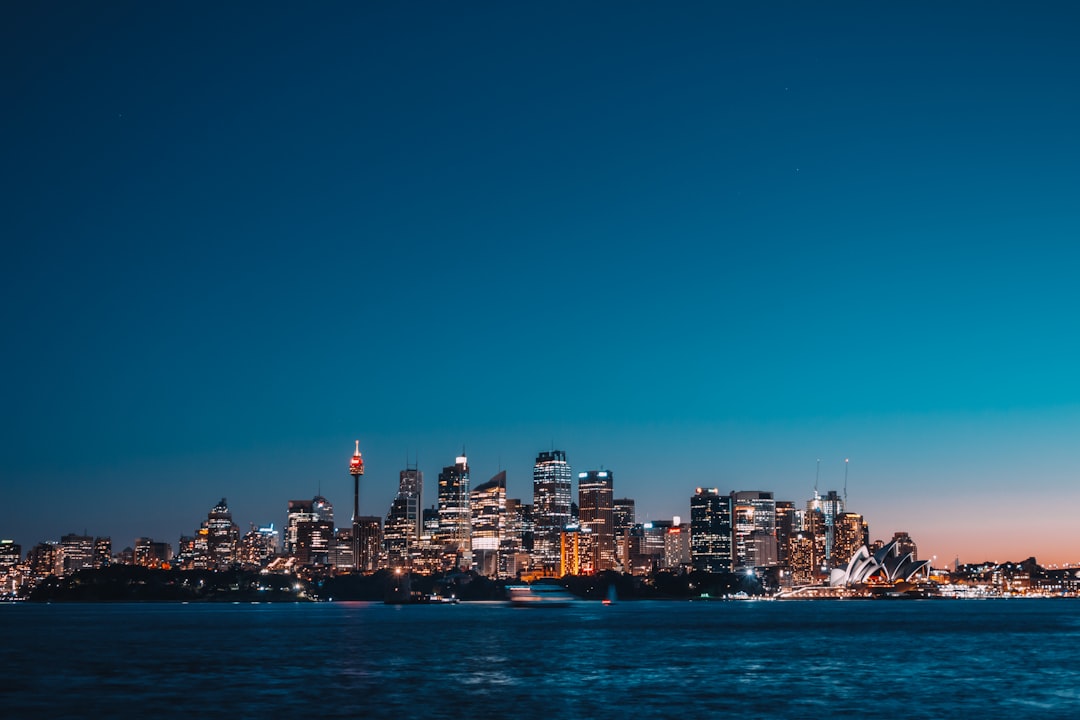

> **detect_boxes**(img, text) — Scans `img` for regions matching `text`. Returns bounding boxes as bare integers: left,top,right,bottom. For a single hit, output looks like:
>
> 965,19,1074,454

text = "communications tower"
349,440,364,571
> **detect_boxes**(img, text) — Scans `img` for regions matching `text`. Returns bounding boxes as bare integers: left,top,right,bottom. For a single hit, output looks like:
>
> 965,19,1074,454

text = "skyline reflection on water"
3,599,1080,719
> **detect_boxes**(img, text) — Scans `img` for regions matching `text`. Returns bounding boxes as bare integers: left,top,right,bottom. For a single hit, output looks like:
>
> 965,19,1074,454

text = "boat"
602,584,617,605
506,583,576,607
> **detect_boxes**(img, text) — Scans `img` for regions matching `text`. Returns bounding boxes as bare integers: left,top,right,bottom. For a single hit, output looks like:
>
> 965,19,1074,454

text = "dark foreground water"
3,599,1080,719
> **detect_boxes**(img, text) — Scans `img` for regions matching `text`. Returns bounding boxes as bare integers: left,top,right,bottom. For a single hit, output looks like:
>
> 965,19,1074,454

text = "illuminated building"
532,450,572,573
578,470,615,572
348,440,365,572
331,528,354,569
206,498,240,569
891,531,918,561
240,524,278,567
285,499,317,557
806,490,844,565
134,537,173,568
296,519,335,566
786,531,816,584
732,491,777,568
690,488,733,573
0,540,21,570
774,501,795,565
832,512,869,568
59,533,95,574
664,525,691,569
470,471,506,577
385,466,424,570
828,538,929,587
355,516,383,572
613,498,635,570
27,542,59,584
437,455,471,568
559,525,596,576
502,498,531,577
94,537,111,568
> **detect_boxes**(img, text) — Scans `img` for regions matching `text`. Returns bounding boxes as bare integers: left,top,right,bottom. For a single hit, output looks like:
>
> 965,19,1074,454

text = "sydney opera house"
829,539,931,587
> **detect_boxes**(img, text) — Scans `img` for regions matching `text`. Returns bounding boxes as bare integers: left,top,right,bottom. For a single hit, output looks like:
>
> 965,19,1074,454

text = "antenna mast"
844,458,849,503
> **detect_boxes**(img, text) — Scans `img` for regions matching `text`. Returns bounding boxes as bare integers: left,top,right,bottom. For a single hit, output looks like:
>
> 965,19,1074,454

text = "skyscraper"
206,498,239,570
690,488,733,573
437,455,471,568
470,470,506,577
578,470,615,572
807,490,844,565
385,466,423,569
532,450,572,573
832,512,869,568
731,491,777,568
613,498,636,571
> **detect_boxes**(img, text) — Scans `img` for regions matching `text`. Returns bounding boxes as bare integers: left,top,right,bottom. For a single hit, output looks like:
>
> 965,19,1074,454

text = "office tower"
437,455,471,567
471,471,506,577
532,450,572,572
332,528,354,569
134,538,173,568
501,498,529,577
578,470,615,572
807,490,844,565
774,501,795,565
58,533,95,574
690,488,733,573
296,519,335,566
731,491,777,568
786,531,817,584
891,531,918,561
285,499,316,557
832,512,869,568
240,524,278,568
613,498,635,570
0,540,21,570
664,525,692,568
385,466,423,569
559,526,595,576
93,537,111,568
205,498,240,569
355,516,383,571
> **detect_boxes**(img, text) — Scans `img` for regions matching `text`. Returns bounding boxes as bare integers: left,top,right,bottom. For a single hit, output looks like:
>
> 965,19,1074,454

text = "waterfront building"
786,531,817,584
331,527,354,569
285,499,316,557
578,470,615,572
59,533,95,574
471,471,506,577
559,525,596,576
533,450,572,573
437,455,471,568
0,540,21,569
832,512,869,568
27,542,59,584
690,488,733,573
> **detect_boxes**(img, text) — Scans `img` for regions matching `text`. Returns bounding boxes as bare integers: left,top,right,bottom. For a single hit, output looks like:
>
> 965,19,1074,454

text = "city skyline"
5,5,1080,566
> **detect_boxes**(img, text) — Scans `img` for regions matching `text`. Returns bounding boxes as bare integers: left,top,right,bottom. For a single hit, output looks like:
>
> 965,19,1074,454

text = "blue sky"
3,2,1080,564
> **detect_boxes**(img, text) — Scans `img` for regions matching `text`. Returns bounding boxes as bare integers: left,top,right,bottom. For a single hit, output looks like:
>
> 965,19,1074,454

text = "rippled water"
3,599,1080,718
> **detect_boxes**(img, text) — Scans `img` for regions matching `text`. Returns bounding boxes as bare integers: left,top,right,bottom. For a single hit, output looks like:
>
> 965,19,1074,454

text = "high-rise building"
774,501,796,565
664,525,692,569
786,531,817,584
385,466,424,570
285,499,316,558
59,533,95,574
732,491,777,568
471,471,506,577
891,531,918,561
578,470,615,573
0,540,22,570
613,498,636,570
832,512,869,568
807,490,844,565
134,537,173,568
206,498,240,569
93,537,112,568
356,516,383,572
532,450,572,572
690,488,733,573
240,524,278,568
559,526,596,576
437,455,471,568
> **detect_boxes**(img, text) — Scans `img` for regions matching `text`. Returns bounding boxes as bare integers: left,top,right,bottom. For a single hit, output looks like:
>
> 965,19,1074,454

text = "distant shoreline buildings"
3,443,1078,599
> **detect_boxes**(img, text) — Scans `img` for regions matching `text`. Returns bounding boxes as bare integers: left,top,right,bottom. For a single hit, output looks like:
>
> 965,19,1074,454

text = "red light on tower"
350,439,364,477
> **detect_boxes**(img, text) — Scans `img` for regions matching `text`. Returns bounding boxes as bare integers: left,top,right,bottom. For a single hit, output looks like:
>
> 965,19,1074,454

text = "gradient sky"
4,3,1080,566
